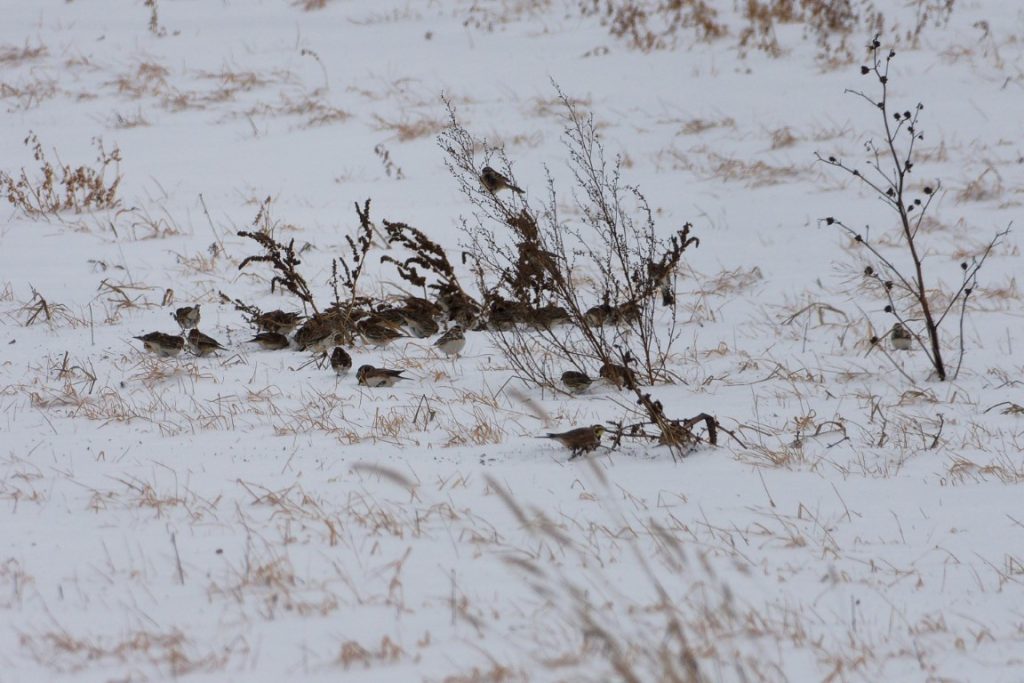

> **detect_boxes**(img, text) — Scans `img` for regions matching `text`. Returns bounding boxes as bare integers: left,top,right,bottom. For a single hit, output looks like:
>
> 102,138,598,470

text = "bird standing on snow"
434,325,466,357
171,305,201,331
255,310,303,335
541,425,605,459
248,332,290,350
134,332,185,357
356,364,410,388
599,361,636,388
890,323,913,350
330,347,352,376
561,370,593,393
187,329,225,356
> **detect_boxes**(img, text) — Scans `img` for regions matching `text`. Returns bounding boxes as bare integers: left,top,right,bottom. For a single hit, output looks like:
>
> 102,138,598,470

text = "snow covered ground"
1,1,1023,680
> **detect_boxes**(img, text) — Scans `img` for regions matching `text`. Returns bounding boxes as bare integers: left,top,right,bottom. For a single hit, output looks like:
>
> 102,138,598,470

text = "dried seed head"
884,305,893,313
864,266,874,276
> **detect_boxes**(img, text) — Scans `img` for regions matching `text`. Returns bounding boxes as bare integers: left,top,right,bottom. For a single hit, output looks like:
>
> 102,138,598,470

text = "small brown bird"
890,323,913,351
330,346,352,375
171,305,201,331
610,300,641,325
256,310,303,336
529,305,571,330
401,296,443,321
434,325,466,357
584,304,612,327
647,261,676,306
487,299,525,332
480,166,524,194
134,332,185,357
402,309,440,339
248,332,290,350
356,364,410,388
374,307,411,328
541,425,605,459
599,362,636,387
357,320,407,348
187,329,225,356
561,370,593,393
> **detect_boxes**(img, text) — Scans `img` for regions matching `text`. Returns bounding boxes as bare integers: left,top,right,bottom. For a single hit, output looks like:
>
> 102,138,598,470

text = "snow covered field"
1,1,1023,680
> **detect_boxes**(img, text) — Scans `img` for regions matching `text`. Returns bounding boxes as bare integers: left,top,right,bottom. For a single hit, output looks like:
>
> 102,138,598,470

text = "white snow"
1,1,1023,680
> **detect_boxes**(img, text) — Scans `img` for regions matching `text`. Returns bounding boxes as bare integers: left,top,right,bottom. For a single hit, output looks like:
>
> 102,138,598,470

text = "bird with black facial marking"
434,325,466,358
890,323,913,350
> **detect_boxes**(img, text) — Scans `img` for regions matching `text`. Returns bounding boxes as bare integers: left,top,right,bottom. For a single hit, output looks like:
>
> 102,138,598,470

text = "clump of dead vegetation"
439,89,725,459
237,198,320,315
817,36,1008,381
0,132,121,218
468,1,955,64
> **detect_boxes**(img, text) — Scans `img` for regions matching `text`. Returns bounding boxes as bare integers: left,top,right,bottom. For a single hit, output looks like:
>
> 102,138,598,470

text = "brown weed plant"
237,198,319,314
1,133,121,218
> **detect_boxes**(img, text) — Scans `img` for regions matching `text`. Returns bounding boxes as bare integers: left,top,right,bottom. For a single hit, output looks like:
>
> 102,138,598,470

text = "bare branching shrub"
440,91,715,457
817,37,1008,381
0,132,121,218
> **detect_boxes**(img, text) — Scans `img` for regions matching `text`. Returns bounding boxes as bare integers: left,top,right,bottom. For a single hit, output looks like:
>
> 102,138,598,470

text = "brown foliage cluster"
237,198,318,314
0,132,121,218
483,0,956,62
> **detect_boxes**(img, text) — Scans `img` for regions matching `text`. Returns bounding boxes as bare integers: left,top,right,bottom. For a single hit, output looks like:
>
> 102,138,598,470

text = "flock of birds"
130,166,646,459
132,297,615,457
